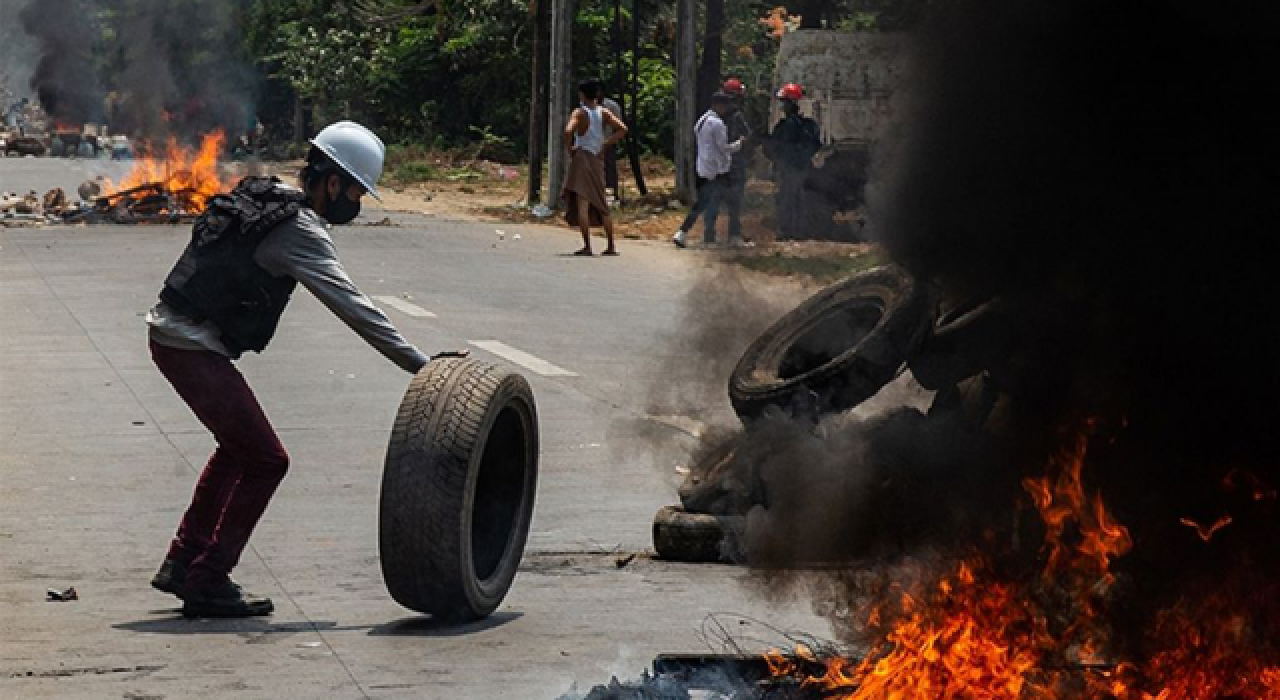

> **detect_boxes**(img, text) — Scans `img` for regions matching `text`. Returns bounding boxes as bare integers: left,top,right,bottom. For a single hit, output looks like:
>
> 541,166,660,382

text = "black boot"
150,558,189,596
181,578,273,618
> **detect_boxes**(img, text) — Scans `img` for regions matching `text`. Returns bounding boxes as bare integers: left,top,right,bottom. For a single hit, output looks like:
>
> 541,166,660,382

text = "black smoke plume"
865,0,1280,555
17,0,256,140
730,0,1280,668
19,0,103,124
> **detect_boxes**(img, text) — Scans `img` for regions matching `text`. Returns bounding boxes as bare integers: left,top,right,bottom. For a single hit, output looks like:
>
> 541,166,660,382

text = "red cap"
776,83,804,100
723,78,745,95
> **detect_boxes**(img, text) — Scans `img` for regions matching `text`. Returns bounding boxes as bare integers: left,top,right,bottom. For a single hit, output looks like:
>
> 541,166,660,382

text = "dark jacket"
159,177,304,358
727,109,753,176
764,113,822,171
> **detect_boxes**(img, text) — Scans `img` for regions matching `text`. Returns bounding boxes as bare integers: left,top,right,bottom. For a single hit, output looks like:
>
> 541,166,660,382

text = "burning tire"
379,358,539,621
728,265,929,421
652,505,746,563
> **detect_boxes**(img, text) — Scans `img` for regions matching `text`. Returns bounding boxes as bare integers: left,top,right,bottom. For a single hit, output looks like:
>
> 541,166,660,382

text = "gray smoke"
0,0,39,105
18,0,102,124
15,0,257,140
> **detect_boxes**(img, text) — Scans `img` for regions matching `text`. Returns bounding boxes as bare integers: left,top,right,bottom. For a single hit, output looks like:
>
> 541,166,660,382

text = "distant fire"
766,422,1280,700
104,131,228,215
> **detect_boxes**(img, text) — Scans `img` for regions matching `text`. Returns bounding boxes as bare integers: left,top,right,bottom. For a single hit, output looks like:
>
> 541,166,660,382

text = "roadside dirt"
270,161,880,282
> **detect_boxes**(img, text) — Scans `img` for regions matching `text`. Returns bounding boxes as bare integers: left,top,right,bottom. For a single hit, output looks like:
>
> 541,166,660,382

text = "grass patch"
729,247,886,284
387,161,441,184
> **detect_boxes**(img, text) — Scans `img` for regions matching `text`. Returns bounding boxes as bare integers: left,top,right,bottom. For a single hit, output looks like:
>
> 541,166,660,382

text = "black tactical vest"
159,176,307,358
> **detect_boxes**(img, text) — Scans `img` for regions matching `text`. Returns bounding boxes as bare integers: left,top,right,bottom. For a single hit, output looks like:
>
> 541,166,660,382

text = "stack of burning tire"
379,358,539,620
654,265,998,564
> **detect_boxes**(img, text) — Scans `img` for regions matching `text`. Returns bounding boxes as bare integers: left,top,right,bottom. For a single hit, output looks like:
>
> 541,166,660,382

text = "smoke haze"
12,0,257,139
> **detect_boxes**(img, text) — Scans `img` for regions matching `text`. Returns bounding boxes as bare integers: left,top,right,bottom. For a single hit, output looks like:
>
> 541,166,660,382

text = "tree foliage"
207,0,794,156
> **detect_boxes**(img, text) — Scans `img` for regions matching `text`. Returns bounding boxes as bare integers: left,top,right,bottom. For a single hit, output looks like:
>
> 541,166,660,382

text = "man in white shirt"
673,92,743,248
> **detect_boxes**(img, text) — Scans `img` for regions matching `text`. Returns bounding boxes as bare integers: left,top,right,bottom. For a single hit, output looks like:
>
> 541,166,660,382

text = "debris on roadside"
46,587,78,602
557,652,831,700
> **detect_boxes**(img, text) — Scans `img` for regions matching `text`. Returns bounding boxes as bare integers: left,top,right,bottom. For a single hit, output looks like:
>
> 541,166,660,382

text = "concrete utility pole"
545,0,576,208
674,0,697,202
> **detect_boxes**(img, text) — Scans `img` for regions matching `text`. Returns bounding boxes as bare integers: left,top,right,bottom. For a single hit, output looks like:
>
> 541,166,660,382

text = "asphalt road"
1,157,828,699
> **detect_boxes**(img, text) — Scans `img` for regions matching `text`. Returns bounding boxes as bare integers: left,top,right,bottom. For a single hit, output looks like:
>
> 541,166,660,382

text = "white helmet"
310,121,385,200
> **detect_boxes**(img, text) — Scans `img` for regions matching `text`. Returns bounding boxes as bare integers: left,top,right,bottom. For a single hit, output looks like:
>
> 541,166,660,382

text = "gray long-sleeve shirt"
147,207,430,373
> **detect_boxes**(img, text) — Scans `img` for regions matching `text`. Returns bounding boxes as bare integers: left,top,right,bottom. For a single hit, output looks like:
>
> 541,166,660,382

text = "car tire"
652,505,746,563
728,265,929,421
379,358,539,621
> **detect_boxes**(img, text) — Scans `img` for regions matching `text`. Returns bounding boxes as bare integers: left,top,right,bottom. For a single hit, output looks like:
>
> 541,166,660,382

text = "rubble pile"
0,190,60,226
0,177,207,227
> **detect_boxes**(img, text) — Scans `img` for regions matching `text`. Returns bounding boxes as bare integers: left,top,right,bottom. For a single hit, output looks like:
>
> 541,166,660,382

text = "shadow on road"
367,611,522,637
113,617,343,637
112,611,521,638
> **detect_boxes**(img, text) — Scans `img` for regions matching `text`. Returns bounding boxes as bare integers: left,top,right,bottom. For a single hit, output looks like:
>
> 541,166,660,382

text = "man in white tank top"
562,80,628,256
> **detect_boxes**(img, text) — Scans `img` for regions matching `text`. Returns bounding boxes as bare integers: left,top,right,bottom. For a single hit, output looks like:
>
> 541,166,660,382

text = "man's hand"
431,350,471,361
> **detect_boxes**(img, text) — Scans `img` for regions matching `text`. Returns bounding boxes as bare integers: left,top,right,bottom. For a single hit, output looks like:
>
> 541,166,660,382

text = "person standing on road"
722,78,754,246
672,92,744,248
146,120,446,618
562,80,629,256
763,83,821,240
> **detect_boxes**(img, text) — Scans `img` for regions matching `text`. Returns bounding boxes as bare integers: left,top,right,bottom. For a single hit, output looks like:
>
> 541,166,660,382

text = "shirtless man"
562,80,628,256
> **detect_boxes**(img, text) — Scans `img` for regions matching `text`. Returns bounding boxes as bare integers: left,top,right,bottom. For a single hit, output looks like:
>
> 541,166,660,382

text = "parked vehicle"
3,136,47,157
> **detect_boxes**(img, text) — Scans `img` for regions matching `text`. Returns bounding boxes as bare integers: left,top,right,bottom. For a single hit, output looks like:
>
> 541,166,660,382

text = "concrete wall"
772,30,904,146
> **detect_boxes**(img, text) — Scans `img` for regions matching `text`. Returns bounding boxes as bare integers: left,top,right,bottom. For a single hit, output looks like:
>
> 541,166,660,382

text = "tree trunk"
674,0,697,203
611,0,626,203
545,0,576,208
627,0,648,196
526,0,551,204
696,0,724,115
293,96,305,145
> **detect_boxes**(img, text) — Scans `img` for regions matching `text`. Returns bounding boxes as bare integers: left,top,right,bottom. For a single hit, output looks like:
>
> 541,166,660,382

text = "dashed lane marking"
468,340,578,377
372,295,437,318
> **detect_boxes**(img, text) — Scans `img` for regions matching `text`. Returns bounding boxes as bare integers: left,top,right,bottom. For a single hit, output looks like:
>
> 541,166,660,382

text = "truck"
769,30,904,240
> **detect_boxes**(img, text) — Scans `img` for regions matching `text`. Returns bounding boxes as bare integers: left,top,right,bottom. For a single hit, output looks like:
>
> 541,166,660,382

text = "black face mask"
323,180,361,225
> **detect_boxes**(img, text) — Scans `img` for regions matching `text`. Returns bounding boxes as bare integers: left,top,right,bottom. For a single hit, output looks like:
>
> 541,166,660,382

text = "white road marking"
468,340,578,377
372,295,436,318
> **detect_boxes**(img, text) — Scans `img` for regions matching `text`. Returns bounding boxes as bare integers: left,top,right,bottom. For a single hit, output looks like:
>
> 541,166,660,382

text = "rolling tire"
728,265,929,421
379,358,539,621
652,505,745,563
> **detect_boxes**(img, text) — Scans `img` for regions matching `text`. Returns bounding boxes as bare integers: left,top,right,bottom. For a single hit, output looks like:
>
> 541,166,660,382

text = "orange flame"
1178,515,1233,543
105,131,228,213
765,422,1280,700
1022,423,1132,583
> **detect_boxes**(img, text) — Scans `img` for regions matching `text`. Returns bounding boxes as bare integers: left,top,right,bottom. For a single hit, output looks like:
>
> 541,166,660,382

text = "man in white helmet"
145,121,445,618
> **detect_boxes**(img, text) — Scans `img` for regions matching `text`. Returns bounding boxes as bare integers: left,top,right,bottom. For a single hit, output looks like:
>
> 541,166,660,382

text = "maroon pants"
150,340,289,586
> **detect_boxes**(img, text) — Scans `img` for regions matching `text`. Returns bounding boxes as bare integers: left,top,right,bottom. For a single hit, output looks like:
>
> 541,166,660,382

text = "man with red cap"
763,83,821,240
721,77,755,246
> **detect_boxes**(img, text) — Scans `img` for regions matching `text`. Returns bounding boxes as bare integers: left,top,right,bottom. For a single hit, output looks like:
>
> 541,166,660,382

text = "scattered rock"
46,587,78,602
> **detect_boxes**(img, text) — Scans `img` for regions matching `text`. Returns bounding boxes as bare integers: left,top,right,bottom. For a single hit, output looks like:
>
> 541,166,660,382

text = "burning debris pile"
1,131,229,226
623,0,1280,697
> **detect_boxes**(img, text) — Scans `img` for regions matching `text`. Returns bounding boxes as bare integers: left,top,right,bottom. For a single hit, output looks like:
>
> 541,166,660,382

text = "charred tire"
652,505,745,563
728,265,929,421
909,296,1003,391
379,358,539,621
